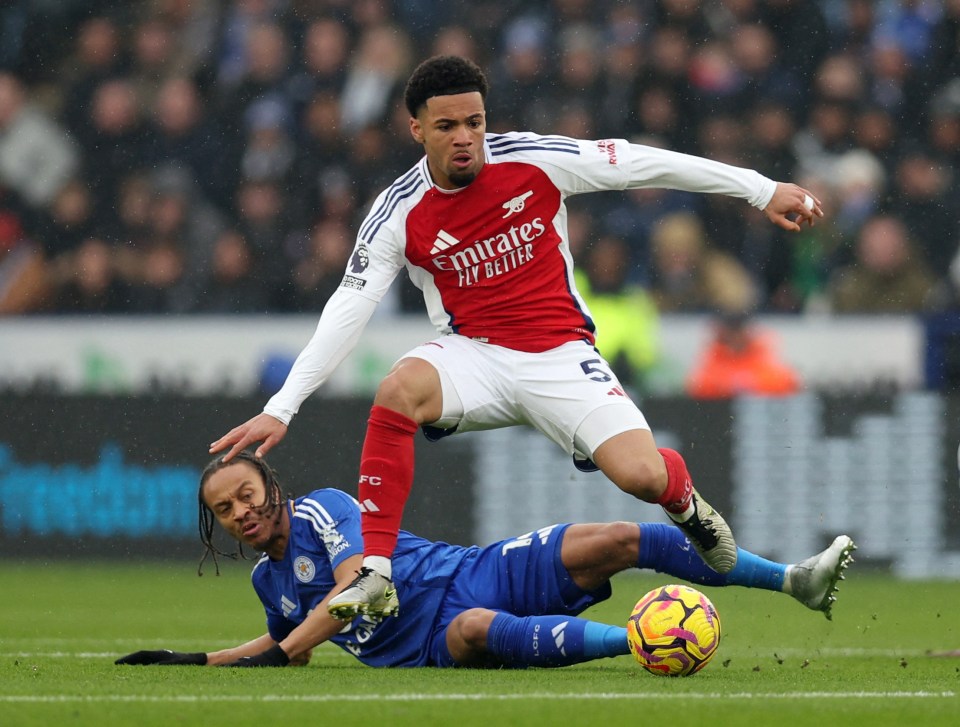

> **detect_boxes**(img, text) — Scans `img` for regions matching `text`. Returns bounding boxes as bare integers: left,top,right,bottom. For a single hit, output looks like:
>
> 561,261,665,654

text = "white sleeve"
625,142,777,209
263,288,379,424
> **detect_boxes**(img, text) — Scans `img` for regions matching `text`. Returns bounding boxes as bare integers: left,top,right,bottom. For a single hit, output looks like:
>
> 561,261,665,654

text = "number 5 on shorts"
580,358,612,382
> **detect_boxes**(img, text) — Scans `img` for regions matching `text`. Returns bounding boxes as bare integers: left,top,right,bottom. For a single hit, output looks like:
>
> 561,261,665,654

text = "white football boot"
785,535,857,620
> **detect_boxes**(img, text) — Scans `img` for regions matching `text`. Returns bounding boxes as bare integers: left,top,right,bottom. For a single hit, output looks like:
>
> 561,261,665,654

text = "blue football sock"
637,523,786,591
583,622,630,658
486,612,624,667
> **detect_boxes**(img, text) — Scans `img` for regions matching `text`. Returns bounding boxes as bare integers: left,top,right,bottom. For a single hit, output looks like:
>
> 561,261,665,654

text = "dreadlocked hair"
197,451,286,576
404,55,489,117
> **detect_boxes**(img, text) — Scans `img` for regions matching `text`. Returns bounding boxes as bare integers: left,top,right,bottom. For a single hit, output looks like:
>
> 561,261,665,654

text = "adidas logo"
429,229,461,254
552,620,569,656
357,499,380,513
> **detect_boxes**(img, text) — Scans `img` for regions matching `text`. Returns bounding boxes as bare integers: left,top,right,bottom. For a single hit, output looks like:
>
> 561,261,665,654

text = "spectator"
149,0,221,79
928,0,960,81
49,236,130,314
233,177,292,308
852,105,900,172
144,76,228,208
193,228,271,313
927,80,960,171
758,0,830,88
0,204,48,314
771,173,838,313
128,14,182,109
793,95,855,181
595,5,647,137
240,94,296,185
289,217,354,312
429,24,482,63
59,16,126,139
830,149,887,240
553,24,604,116
487,15,552,132
686,311,801,399
746,100,799,181
109,173,154,256
213,18,292,186
828,214,937,313
127,237,190,313
286,17,350,110
648,212,758,315
889,145,957,273
573,235,660,393
120,164,226,310
824,0,877,57
78,78,151,223
339,24,412,133
865,33,926,137
215,0,285,89
0,71,79,210
35,179,97,260
630,84,687,150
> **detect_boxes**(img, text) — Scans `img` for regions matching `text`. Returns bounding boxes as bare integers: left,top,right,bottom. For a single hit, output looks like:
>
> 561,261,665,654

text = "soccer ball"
626,584,721,676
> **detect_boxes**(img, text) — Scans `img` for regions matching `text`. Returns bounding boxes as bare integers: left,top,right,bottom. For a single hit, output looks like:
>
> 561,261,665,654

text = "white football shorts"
403,335,650,458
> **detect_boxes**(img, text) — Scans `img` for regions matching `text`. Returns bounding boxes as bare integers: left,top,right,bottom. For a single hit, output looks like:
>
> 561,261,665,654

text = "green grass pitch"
1,561,957,726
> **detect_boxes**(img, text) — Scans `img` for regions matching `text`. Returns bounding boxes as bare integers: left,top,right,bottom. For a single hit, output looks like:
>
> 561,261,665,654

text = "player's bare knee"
456,608,496,649
607,521,640,552
598,521,640,565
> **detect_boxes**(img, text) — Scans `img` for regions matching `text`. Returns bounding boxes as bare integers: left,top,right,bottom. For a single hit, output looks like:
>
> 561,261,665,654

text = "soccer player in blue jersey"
116,453,855,669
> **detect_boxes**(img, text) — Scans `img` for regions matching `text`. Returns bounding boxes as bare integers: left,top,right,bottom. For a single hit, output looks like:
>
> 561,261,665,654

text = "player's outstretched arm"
207,633,286,666
115,649,207,666
219,555,367,668
116,634,285,666
208,412,288,463
763,182,823,232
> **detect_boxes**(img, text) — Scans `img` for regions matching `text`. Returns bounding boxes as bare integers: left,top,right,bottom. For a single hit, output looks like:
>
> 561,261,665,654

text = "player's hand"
209,412,288,462
220,644,290,668
763,182,823,232
115,649,207,666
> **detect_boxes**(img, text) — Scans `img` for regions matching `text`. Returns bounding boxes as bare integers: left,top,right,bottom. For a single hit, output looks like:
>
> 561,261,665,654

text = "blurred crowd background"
0,0,958,336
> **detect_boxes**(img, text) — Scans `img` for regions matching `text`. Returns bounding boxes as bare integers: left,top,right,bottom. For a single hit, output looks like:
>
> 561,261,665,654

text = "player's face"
203,462,285,555
410,91,486,190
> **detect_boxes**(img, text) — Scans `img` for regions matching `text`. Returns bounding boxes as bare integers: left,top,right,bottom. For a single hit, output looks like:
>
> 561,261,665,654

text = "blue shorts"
425,523,612,666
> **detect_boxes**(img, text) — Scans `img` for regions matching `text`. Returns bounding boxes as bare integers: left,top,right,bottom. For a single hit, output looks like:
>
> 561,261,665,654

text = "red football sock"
656,448,694,514
357,405,419,559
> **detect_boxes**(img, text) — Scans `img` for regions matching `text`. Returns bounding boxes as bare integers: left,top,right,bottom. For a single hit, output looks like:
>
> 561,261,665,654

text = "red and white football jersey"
265,132,775,422
351,132,631,353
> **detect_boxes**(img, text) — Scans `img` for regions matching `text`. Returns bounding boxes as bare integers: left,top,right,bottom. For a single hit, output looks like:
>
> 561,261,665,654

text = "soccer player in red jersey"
210,56,823,619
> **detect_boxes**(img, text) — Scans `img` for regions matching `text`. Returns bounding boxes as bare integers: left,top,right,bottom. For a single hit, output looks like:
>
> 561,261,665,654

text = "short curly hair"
404,55,489,117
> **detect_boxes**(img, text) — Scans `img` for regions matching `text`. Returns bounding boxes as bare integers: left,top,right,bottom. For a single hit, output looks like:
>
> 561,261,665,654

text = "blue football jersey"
251,488,470,667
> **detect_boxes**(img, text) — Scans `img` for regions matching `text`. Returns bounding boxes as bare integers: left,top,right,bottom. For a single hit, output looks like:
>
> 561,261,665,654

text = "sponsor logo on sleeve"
597,139,618,165
340,274,366,290
319,526,351,558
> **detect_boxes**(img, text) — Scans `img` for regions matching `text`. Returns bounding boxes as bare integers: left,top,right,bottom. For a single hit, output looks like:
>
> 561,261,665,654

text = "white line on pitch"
1,647,937,659
0,692,955,703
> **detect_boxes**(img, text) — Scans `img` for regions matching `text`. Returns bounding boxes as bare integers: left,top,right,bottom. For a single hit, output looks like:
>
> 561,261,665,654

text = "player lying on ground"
116,454,855,669
209,55,826,621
